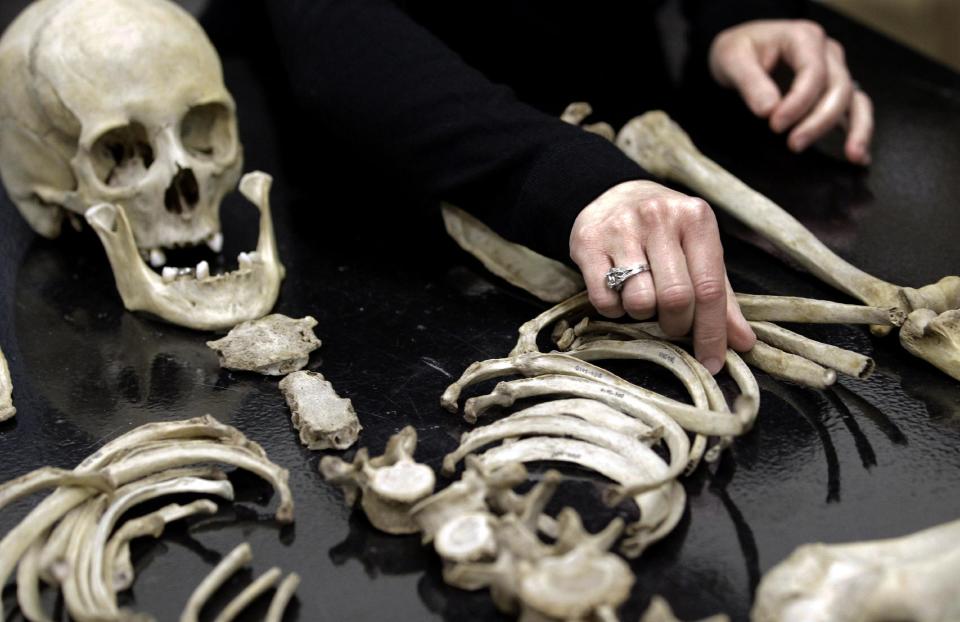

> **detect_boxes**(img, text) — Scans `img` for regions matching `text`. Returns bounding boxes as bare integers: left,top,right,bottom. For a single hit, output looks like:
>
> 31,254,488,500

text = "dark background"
1,1,960,621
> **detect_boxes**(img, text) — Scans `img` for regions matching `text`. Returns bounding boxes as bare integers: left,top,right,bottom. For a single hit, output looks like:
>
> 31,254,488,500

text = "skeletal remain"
88,171,285,331
899,309,960,381
0,416,294,622
512,292,590,357
752,518,960,622
641,595,730,622
265,572,301,622
736,294,904,326
442,204,584,303
207,313,320,376
320,426,434,534
750,321,874,379
0,1,294,332
560,101,617,141
180,543,253,622
0,468,114,511
435,511,499,563
740,341,837,389
212,566,282,622
448,353,745,437
0,346,13,422
279,370,361,450
475,437,686,556
617,111,960,376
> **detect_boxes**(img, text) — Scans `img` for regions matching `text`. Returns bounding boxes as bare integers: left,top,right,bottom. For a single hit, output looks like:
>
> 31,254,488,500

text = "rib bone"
265,572,300,622
179,543,253,622
212,566,282,622
752,518,960,622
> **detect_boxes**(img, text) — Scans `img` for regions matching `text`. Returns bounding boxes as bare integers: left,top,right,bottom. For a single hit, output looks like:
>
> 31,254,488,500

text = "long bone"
0,346,13,422
736,294,904,326
752,518,960,622
448,352,745,436
61,497,107,622
0,468,115,511
749,321,874,379
616,110,960,375
740,342,837,389
16,536,49,622
180,542,253,622
475,437,687,556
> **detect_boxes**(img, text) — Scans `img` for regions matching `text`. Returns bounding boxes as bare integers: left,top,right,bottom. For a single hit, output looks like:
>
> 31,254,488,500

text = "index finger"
680,202,728,374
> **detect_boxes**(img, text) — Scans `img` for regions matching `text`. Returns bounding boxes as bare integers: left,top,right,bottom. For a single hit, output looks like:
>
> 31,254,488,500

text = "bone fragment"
180,543,253,622
279,370,361,450
750,321,874,379
261,573,299,622
741,341,837,389
899,309,960,380
320,426,434,534
212,566,282,622
0,468,114,512
450,352,745,436
511,292,590,357
476,437,686,555
442,204,584,302
752,518,960,622
0,346,13,421
641,595,730,622
85,172,285,332
616,111,905,314
207,314,321,376
736,294,905,326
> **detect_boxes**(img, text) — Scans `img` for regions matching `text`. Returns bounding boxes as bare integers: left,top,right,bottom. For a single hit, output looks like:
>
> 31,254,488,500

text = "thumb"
712,40,782,118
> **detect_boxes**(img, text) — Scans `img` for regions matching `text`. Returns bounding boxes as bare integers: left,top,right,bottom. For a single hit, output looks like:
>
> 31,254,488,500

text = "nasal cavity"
164,167,200,214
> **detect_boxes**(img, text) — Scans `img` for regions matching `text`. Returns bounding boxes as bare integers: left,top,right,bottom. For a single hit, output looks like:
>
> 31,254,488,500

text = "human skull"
0,0,284,331
0,0,241,250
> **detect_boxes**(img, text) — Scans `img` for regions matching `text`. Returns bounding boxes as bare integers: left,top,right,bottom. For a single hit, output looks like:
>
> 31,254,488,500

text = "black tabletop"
1,3,959,621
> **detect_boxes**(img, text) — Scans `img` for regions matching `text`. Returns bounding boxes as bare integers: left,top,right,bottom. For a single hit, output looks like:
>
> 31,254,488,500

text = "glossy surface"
1,3,959,621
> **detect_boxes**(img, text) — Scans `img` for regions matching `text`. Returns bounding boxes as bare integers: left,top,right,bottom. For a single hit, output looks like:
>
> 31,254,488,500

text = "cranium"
0,0,283,331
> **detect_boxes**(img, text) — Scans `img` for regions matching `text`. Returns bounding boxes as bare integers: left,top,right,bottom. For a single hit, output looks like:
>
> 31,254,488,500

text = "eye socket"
91,123,155,187
181,103,234,160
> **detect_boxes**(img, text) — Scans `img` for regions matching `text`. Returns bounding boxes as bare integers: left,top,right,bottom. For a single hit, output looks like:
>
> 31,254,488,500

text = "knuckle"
622,289,656,315
658,283,694,312
589,291,622,318
798,20,825,40
682,198,714,224
693,277,726,305
827,38,845,60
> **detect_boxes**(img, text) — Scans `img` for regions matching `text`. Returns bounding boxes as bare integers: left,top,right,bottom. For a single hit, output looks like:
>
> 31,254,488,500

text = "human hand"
569,180,756,374
709,19,873,165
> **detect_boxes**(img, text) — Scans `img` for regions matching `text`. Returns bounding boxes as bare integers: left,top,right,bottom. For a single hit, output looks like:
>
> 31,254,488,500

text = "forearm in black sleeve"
264,0,645,262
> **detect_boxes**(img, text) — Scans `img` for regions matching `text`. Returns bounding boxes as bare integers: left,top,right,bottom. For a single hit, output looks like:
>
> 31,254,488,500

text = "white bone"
442,204,584,303
750,321,874,379
0,468,114,512
320,426,434,535
736,294,904,326
264,572,300,622
899,309,960,380
180,543,253,622
641,595,730,621
752,519,960,622
212,566,282,622
207,314,321,376
279,370,360,450
741,341,837,389
0,347,14,422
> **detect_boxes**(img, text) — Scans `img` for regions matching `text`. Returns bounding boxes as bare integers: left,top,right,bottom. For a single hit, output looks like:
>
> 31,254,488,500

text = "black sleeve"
264,0,646,262
683,0,807,48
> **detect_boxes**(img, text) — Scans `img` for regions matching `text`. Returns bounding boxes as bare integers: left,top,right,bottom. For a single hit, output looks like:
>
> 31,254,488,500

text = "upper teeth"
149,248,167,268
206,233,224,253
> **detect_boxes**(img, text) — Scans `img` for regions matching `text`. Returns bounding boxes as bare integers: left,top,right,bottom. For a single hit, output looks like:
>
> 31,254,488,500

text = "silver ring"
605,264,650,291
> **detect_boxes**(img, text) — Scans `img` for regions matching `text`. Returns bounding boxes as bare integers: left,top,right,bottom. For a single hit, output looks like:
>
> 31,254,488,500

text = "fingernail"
702,357,723,375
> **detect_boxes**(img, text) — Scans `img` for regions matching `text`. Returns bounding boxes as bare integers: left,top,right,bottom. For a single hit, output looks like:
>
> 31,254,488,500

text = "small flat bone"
741,341,837,389
207,314,321,376
442,204,584,303
0,346,13,422
180,543,253,622
750,321,874,379
737,294,905,326
279,371,361,450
